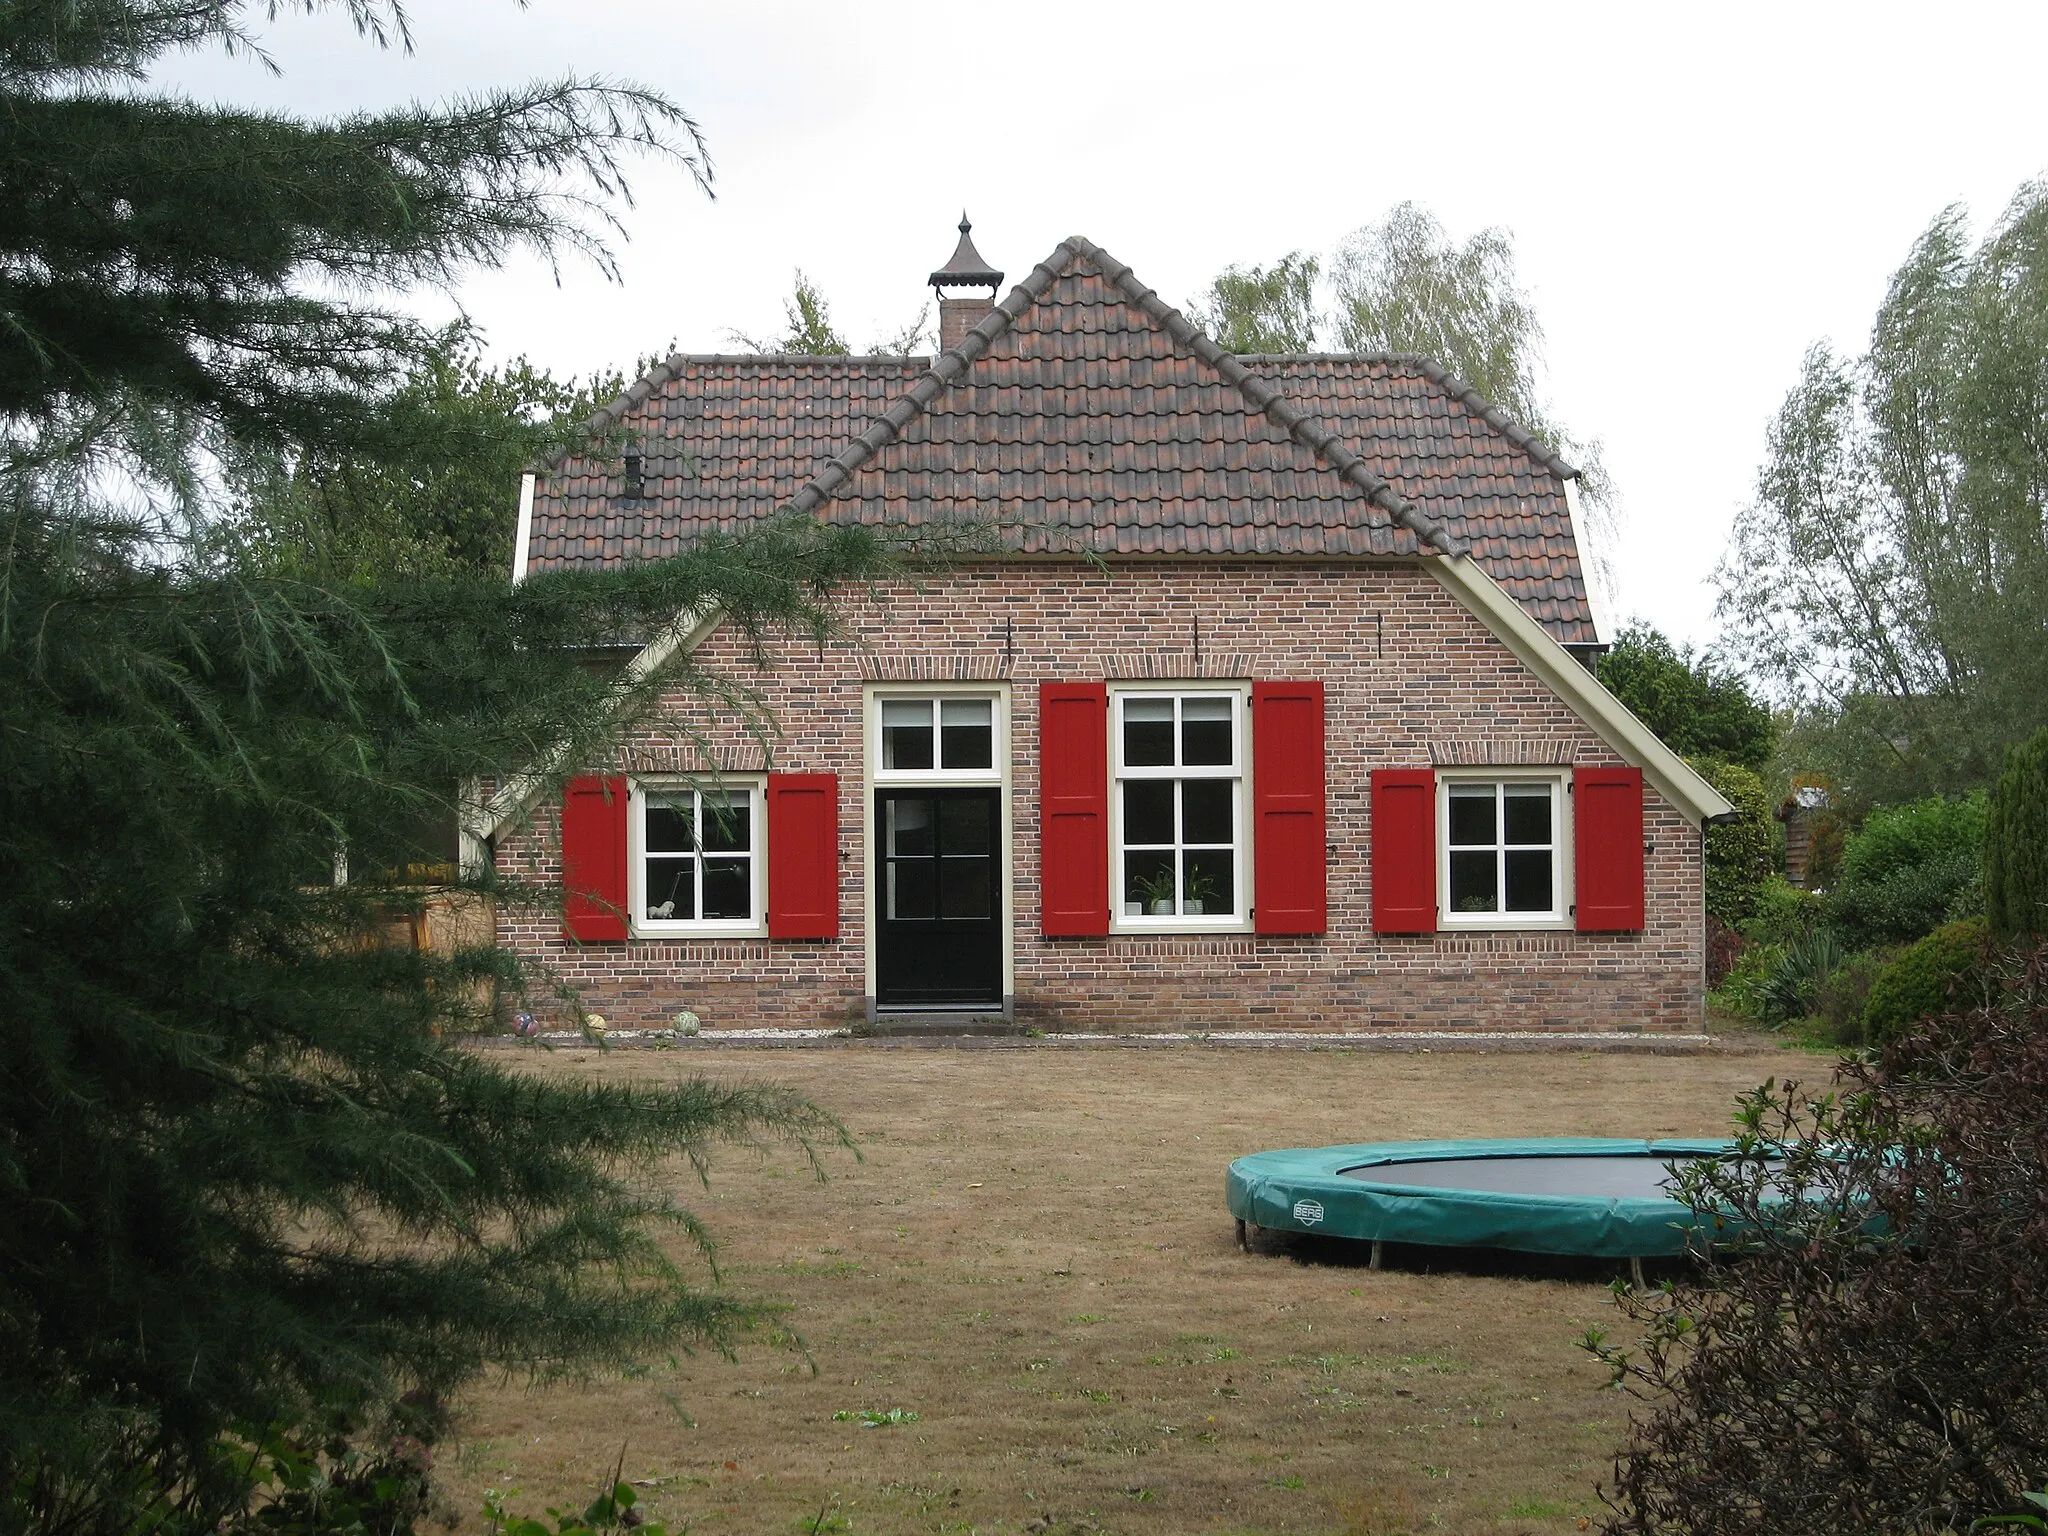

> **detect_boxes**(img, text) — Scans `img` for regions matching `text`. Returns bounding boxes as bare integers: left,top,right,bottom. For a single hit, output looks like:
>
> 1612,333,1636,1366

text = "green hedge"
1830,795,1987,950
1987,728,2048,938
1862,917,1989,1044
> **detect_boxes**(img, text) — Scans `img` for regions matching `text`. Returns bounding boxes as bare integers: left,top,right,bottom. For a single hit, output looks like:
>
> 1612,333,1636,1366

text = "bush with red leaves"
1588,944,2048,1535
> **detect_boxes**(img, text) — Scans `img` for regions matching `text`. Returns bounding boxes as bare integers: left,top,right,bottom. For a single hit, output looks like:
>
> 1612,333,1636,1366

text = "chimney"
929,212,1004,353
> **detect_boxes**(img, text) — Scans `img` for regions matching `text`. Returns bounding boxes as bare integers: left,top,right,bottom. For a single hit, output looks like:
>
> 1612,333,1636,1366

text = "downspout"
511,471,536,585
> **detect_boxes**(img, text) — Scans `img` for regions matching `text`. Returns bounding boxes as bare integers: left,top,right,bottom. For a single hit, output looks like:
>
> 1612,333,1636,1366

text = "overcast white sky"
165,2,2048,648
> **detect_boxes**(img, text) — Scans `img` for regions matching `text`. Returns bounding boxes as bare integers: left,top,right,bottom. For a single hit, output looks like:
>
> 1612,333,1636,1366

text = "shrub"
1808,950,1887,1047
1739,876,1823,948
1863,916,1991,1044
1708,940,1783,1023
1829,793,1988,949
1590,943,2048,1534
1988,727,2048,938
1755,928,1845,1026
1691,758,1774,925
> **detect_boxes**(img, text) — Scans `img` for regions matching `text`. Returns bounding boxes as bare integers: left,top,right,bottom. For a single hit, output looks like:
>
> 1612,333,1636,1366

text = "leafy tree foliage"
1717,182,2048,801
1690,757,1774,925
1598,622,1776,772
1591,947,2048,1534
1189,252,1321,354
0,5,951,1530
238,325,621,581
732,270,930,356
1988,727,2048,937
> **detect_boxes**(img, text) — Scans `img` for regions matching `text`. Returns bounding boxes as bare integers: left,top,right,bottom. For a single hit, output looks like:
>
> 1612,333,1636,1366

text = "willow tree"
1717,182,2048,802
0,4,923,1529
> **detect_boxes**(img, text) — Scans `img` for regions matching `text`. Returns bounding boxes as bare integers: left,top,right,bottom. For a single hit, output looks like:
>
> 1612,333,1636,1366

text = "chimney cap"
929,212,1003,292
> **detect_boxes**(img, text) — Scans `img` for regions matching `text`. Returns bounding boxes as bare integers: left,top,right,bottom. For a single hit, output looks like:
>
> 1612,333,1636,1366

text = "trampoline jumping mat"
1226,1138,1757,1258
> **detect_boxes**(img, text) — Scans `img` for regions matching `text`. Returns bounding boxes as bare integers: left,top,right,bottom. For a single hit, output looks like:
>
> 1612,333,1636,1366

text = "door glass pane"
881,699,934,770
1122,699,1174,766
939,698,994,770
644,856,696,920
1183,848,1234,914
699,792,750,853
701,857,750,919
1447,786,1498,847
1505,849,1553,913
887,858,935,920
939,857,991,920
887,797,933,857
938,795,991,855
1181,697,1233,765
646,797,694,853
1449,850,1499,911
1504,786,1552,846
1181,778,1233,845
1122,780,1174,845
1123,848,1177,914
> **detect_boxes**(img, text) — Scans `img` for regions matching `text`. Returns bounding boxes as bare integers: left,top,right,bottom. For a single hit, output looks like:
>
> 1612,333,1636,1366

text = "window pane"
882,699,934,770
1123,699,1174,766
1505,849,1553,913
887,797,933,858
646,798,694,853
1123,848,1176,913
1447,786,1498,848
645,856,696,920
887,858,935,920
1449,849,1498,912
1181,778,1233,845
939,698,994,770
1183,848,1234,914
1181,697,1233,765
702,857,750,919
1504,786,1552,846
1122,780,1174,845
699,792,750,853
939,857,991,920
938,795,991,855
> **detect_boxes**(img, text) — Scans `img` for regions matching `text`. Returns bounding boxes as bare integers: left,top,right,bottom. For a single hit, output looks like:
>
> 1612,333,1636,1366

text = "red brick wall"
494,562,1706,1034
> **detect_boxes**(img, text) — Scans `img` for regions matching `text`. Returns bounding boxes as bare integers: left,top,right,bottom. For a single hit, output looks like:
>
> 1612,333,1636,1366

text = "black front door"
874,788,1002,1008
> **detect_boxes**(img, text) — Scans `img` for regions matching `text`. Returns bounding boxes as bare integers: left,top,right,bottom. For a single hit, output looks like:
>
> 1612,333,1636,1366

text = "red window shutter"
767,772,839,939
1252,681,1327,934
562,775,628,941
1575,766,1646,932
1039,681,1109,936
1370,768,1437,933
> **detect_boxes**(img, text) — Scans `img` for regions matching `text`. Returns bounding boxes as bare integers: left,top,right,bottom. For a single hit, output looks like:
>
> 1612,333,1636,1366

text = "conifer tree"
1987,728,2048,938
0,5,941,1528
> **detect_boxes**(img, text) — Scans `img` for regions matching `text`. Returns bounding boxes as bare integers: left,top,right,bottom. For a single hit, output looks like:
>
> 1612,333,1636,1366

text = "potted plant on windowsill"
1128,869,1176,917
1183,868,1219,916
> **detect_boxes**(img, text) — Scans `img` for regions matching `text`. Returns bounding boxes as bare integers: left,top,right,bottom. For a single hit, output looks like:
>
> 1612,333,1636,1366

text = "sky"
163,1,2048,649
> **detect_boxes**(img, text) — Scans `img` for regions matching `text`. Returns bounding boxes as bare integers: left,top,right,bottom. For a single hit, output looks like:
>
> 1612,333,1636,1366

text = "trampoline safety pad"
1226,1137,1749,1259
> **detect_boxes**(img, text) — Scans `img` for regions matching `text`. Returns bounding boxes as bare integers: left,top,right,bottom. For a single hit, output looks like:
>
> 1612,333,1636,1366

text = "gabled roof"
523,236,1599,645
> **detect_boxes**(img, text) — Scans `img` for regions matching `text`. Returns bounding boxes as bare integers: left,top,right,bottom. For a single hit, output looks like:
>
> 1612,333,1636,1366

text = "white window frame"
871,691,1004,783
1110,684,1251,934
1435,768,1574,931
628,775,767,938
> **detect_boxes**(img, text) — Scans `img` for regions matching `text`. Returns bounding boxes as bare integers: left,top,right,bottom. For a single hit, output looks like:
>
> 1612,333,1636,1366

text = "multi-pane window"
879,696,997,775
1443,780,1560,920
636,785,758,929
1115,691,1242,924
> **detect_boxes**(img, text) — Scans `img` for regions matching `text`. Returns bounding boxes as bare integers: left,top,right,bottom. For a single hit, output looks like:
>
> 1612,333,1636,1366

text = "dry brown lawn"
444,1040,1792,1536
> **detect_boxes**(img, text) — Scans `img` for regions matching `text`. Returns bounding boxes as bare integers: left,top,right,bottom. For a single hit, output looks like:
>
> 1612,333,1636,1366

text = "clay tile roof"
524,237,1599,645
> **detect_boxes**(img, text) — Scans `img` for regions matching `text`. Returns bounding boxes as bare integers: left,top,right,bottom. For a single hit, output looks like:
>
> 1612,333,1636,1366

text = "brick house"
477,223,1732,1034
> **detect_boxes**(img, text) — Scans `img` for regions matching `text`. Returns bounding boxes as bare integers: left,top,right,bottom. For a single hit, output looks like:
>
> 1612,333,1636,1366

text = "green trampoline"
1227,1138,1757,1266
